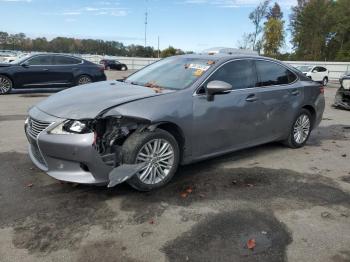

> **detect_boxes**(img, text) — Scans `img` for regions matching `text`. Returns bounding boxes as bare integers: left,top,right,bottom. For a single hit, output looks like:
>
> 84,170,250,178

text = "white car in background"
296,65,329,86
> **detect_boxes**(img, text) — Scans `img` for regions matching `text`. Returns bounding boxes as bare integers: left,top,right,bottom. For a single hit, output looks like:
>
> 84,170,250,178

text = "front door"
192,59,269,158
14,55,54,87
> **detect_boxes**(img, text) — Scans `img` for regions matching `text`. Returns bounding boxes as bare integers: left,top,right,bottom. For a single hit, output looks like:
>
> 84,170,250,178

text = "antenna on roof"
201,47,258,56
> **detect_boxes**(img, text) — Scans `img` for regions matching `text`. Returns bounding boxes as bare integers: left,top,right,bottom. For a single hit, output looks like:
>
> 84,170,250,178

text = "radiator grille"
28,117,51,138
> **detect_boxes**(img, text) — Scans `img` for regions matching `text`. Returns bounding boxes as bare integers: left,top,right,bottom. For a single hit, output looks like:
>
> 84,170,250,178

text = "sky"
0,0,297,52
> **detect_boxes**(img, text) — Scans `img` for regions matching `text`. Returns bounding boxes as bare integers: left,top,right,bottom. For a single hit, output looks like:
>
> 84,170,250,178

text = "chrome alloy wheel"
78,76,92,85
136,139,175,185
293,114,311,144
0,75,12,94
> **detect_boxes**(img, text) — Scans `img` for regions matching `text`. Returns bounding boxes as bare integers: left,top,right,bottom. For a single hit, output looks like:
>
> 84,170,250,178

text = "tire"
76,75,92,86
0,75,13,95
284,109,312,148
121,66,127,71
122,129,180,191
322,77,328,86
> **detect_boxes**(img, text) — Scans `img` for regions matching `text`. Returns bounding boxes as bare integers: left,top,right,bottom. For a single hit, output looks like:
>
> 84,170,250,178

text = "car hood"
36,80,174,119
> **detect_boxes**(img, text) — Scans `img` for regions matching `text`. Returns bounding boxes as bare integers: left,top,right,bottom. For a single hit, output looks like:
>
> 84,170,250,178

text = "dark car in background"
99,59,128,71
0,53,106,94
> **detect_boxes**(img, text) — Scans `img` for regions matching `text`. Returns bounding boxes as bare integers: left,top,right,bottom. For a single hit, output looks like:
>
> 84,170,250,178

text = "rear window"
256,60,297,87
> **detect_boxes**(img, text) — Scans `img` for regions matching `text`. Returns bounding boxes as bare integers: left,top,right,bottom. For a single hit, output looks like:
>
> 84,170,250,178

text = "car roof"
177,53,283,64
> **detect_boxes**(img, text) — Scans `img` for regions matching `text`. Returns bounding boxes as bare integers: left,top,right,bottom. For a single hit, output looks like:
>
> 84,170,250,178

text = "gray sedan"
25,54,325,191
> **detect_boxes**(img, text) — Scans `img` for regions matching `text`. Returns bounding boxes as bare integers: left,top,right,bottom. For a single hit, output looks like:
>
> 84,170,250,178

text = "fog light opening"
80,163,90,172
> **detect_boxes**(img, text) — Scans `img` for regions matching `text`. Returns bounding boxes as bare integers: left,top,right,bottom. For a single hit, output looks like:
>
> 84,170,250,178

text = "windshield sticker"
193,69,205,77
187,64,210,71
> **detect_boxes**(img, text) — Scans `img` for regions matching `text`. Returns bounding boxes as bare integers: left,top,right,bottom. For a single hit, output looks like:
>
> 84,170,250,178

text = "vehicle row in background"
0,53,106,94
295,65,329,86
99,59,128,71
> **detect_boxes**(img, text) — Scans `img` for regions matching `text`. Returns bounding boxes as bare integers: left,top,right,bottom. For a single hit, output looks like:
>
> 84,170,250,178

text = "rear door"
51,55,82,85
254,59,302,139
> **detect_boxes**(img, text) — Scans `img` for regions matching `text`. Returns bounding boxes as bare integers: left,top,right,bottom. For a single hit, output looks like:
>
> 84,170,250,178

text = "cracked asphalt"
0,72,349,262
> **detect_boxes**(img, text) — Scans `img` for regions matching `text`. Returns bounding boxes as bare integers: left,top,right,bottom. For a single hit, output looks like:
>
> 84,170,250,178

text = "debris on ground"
149,219,155,225
26,183,33,188
247,238,256,250
341,154,347,157
321,211,332,218
180,186,194,198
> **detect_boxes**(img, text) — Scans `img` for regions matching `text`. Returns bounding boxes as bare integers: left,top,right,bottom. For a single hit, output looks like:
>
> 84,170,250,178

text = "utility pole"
144,0,148,48
157,36,160,58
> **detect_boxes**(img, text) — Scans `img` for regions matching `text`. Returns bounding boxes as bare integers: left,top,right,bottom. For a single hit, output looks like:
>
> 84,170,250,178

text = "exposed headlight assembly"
49,120,92,134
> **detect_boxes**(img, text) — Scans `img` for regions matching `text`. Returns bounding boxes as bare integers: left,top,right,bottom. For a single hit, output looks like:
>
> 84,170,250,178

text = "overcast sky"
0,0,297,52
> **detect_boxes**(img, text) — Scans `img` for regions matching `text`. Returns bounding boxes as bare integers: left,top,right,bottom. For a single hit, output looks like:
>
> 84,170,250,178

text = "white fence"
82,55,350,81
82,55,159,70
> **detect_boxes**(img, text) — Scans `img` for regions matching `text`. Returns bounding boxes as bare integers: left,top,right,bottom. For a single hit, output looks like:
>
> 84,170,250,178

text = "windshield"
125,57,215,90
296,66,312,72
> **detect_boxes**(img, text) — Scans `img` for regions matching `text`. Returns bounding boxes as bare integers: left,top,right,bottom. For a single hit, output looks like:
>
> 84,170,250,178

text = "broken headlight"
49,120,92,134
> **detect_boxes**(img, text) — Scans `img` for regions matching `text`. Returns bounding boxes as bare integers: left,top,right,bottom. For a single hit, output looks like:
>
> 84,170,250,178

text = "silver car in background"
25,52,325,191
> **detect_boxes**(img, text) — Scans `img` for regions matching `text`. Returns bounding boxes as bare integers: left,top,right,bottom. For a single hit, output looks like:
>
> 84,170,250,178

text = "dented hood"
36,80,173,119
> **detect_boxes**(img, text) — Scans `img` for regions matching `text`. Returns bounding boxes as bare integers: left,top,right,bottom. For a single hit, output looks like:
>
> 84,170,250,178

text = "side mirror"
21,62,30,67
312,69,317,73
206,80,232,101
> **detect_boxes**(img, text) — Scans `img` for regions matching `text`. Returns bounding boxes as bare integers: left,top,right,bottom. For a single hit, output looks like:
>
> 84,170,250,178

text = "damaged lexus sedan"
25,51,325,191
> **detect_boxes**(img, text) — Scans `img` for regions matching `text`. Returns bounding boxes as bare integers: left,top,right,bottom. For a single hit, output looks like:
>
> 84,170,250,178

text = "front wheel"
0,75,13,95
284,109,312,148
121,66,127,71
122,129,180,191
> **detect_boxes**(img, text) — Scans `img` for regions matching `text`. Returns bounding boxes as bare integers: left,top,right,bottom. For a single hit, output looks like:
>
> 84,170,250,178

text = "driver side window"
27,56,53,66
206,60,257,90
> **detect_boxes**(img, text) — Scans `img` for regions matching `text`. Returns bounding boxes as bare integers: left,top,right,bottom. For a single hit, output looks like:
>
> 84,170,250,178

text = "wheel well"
156,122,185,159
0,74,14,85
302,105,316,126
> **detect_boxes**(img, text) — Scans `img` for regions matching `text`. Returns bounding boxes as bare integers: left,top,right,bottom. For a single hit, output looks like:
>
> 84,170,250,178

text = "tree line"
0,32,187,58
240,0,349,61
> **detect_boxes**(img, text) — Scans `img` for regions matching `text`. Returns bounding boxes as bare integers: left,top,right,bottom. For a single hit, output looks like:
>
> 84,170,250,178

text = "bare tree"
249,0,270,52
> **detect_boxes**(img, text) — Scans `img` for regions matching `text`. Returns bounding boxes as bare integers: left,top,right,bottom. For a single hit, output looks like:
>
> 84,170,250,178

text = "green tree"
263,3,285,57
289,0,333,60
160,46,177,58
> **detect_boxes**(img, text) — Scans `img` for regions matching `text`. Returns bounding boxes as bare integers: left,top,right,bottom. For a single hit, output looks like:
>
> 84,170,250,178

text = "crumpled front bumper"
25,108,112,185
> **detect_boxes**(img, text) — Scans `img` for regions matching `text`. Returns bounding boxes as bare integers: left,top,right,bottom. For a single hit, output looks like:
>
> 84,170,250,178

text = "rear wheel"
284,109,312,148
122,129,180,191
0,75,13,95
121,66,127,71
76,75,92,86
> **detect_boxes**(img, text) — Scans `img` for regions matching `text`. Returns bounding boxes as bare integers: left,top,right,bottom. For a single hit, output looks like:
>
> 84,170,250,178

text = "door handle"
246,94,258,102
42,68,49,71
290,89,300,96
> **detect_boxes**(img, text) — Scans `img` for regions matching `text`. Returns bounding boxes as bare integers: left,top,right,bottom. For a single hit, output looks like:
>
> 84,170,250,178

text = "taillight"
320,86,325,94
